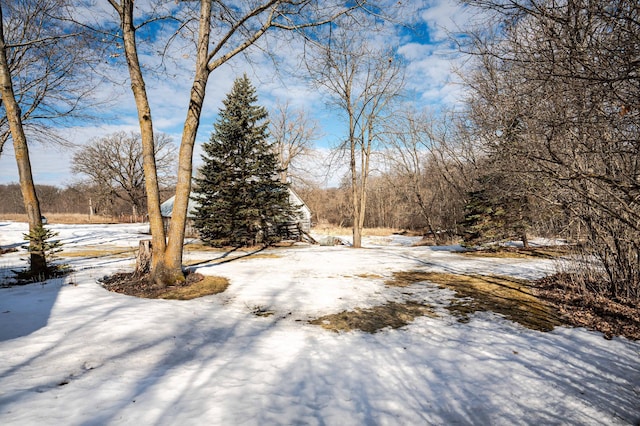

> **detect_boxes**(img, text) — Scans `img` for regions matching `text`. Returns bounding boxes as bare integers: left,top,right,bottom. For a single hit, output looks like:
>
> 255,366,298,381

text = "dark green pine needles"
192,74,295,247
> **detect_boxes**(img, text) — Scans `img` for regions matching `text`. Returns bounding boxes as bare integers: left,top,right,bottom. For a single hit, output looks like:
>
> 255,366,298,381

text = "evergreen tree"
462,174,532,248
192,75,295,247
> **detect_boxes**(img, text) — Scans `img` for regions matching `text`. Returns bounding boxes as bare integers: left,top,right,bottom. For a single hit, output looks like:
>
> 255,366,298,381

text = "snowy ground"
0,221,638,425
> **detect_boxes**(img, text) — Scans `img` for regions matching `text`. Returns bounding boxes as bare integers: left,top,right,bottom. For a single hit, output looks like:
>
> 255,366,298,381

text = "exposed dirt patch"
460,245,574,259
534,273,640,340
386,271,561,332
101,272,229,300
310,301,436,333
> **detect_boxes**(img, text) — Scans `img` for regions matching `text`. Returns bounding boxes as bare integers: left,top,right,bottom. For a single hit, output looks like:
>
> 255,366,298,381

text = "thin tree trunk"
0,6,45,274
118,0,167,278
350,145,362,247
357,123,373,245
351,157,361,248
155,0,213,286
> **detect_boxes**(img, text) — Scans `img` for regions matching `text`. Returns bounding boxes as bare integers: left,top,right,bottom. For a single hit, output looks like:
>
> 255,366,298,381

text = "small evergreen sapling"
17,225,68,281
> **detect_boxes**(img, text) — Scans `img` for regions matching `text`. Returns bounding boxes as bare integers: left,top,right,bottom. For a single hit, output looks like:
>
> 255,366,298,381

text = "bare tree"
104,0,371,286
0,4,46,273
0,0,98,157
269,101,319,185
462,0,640,299
72,131,176,219
385,109,440,237
308,23,404,247
0,0,94,276
384,108,478,241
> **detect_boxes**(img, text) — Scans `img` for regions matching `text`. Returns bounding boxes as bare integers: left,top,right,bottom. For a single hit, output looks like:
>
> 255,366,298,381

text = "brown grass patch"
101,272,229,299
235,253,281,260
461,246,573,259
62,248,135,258
310,301,436,333
411,235,462,247
184,243,283,258
160,276,229,300
311,226,402,237
355,273,383,279
386,271,561,332
183,243,228,252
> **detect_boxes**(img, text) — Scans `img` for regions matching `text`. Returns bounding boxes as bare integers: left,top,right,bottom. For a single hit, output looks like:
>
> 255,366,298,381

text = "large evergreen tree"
192,75,294,247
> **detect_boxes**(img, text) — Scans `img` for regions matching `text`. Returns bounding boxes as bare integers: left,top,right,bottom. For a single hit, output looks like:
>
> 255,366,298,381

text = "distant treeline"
0,183,174,218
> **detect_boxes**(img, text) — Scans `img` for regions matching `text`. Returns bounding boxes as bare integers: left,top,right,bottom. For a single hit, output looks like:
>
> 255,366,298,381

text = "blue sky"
0,0,473,188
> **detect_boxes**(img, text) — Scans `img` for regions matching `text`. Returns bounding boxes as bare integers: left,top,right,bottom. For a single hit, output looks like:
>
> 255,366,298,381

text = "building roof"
160,195,199,218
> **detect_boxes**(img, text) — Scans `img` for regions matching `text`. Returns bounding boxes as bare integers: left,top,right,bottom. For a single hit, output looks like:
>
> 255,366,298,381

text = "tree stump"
135,239,152,276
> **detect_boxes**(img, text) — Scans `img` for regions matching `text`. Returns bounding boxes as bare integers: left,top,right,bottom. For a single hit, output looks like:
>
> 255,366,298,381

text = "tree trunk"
120,0,167,265
135,239,152,276
0,6,45,274
348,97,363,248
114,0,213,287
158,0,213,286
351,187,362,248
521,230,529,249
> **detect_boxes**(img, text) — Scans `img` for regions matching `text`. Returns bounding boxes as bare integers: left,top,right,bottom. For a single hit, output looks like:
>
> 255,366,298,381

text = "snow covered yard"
0,221,638,425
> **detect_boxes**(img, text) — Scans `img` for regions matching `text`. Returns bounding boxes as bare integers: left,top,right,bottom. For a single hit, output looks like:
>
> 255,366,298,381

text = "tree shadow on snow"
186,246,268,268
0,278,63,342
0,280,638,425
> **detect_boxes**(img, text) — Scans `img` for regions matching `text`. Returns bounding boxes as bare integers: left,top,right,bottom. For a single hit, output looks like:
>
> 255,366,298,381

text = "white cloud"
420,0,475,41
1,1,475,187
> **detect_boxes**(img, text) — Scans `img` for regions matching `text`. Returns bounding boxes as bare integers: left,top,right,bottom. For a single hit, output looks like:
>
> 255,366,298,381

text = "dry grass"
461,246,574,259
412,235,462,247
534,273,640,340
184,242,285,255
235,253,281,260
0,213,117,224
183,243,229,252
102,272,229,300
159,276,229,300
62,248,135,258
386,271,561,332
355,273,384,279
311,225,403,237
310,301,437,333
